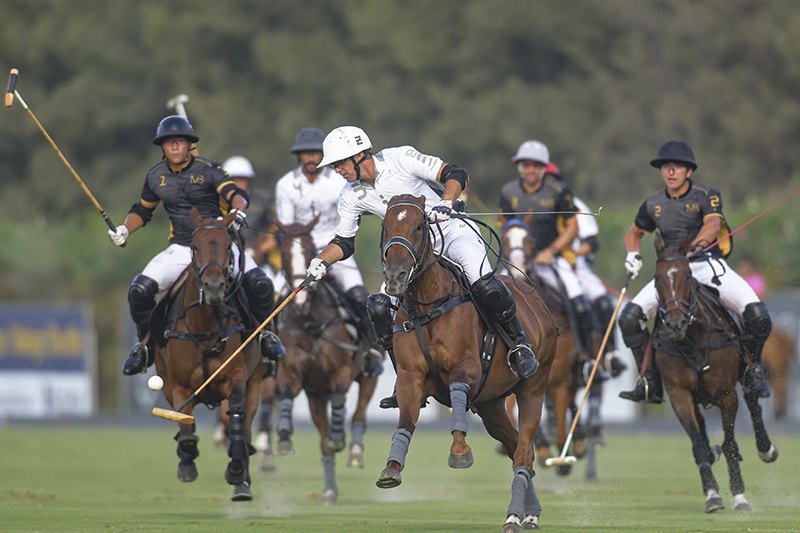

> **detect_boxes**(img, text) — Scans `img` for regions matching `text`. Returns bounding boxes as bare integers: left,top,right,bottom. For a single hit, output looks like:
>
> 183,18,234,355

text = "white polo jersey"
275,166,345,250
336,146,492,284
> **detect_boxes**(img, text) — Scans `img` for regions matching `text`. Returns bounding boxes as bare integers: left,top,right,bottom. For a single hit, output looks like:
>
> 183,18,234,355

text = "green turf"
0,424,797,532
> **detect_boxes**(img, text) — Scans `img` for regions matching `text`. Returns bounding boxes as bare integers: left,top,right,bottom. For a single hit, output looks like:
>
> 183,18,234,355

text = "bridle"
190,223,236,304
656,254,697,328
381,200,434,284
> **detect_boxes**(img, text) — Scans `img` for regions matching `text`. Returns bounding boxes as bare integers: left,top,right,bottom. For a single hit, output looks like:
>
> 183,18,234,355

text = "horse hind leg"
448,382,474,469
175,426,199,483
743,388,779,463
322,455,338,505
255,395,277,472
327,391,347,453
348,421,366,469
276,385,296,455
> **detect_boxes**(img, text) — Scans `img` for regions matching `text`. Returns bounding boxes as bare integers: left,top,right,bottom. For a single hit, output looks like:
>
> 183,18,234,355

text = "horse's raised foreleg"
276,383,297,455
743,388,778,462
349,374,378,468
448,382,474,468
376,372,425,489
667,388,723,512
717,392,751,511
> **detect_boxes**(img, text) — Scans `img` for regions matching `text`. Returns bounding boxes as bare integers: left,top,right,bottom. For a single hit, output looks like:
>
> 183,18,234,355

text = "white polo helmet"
512,140,549,164
222,156,256,178
318,126,372,168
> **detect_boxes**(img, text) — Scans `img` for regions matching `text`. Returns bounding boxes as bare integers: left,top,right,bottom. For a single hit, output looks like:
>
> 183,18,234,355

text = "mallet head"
5,68,19,108
544,456,577,467
166,93,189,118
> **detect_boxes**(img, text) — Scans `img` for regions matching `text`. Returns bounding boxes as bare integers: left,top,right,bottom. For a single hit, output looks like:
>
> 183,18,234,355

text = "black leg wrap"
175,432,200,464
742,302,772,398
618,303,662,403
571,295,598,358
592,295,617,351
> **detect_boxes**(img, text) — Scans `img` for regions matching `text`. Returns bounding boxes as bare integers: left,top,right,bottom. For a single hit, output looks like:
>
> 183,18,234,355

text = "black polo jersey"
634,180,730,257
130,156,241,246
499,177,577,253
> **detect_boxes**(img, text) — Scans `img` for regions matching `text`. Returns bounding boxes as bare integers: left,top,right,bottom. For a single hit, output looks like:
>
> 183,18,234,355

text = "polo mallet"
545,273,633,467
152,276,313,424
5,68,121,235
165,93,199,155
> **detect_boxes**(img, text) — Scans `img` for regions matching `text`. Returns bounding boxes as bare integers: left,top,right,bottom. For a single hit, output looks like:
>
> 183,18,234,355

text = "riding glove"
108,225,129,247
306,258,329,286
428,200,453,223
624,252,643,279
229,209,247,232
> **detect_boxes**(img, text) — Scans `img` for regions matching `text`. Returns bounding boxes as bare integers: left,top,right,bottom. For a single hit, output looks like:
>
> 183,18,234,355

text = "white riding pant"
141,243,258,292
533,257,584,300
631,256,759,320
432,218,493,284
575,257,608,302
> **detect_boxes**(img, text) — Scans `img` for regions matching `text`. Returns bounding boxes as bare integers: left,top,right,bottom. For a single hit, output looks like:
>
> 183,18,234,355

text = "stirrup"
259,331,285,361
618,377,663,404
378,392,428,410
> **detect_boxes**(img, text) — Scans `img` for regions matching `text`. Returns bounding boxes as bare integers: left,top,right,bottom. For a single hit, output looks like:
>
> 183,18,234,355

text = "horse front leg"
376,371,425,489
168,384,199,483
276,379,301,456
551,383,572,476
225,371,254,502
327,369,352,453
308,396,338,505
667,387,723,513
448,381,474,468
349,374,378,468
255,376,277,471
743,387,779,462
716,391,751,511
584,382,604,482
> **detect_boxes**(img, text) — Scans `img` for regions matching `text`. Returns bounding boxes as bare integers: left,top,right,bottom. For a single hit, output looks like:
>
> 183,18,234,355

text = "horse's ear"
308,214,320,229
654,230,665,256
222,210,237,227
190,207,203,228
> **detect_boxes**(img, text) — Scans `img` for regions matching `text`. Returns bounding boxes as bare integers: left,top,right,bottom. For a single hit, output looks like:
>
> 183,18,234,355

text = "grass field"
0,423,798,532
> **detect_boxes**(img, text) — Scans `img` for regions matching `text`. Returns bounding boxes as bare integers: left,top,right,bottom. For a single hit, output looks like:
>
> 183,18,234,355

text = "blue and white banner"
0,305,96,418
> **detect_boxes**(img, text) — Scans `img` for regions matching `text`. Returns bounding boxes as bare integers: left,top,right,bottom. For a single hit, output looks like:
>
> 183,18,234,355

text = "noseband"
191,223,235,300
381,200,432,283
656,255,697,326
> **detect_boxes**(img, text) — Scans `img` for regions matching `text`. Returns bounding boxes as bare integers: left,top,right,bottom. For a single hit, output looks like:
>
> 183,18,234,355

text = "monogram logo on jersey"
352,181,369,201
685,203,700,213
654,205,662,218
159,175,167,187
539,199,555,209
190,175,204,184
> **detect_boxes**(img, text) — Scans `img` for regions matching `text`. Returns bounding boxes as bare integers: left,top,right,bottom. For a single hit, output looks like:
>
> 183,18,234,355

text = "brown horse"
653,232,778,513
763,328,796,419
152,208,262,501
376,195,558,532
501,218,588,475
274,216,379,505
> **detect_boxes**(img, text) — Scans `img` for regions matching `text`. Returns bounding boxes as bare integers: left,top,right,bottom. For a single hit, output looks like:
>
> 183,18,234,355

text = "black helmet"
650,140,697,170
153,115,199,146
290,127,325,153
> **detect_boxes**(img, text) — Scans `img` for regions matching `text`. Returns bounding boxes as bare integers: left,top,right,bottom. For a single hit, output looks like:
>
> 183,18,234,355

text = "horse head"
278,214,320,309
654,231,696,341
501,218,535,280
190,207,235,306
381,194,434,296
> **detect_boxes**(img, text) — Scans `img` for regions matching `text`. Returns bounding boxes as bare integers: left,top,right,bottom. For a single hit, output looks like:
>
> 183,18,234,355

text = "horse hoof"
276,440,295,456
521,514,540,530
348,444,365,469
572,441,587,459
177,463,198,483
734,501,753,512
448,450,474,469
321,489,338,505
556,464,572,477
225,459,246,486
758,444,778,463
502,515,524,533
705,496,725,513
231,481,252,502
327,438,346,453
376,467,402,488
585,470,597,483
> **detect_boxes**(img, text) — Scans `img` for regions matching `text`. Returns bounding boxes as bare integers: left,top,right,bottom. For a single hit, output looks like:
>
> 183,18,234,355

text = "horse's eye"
416,223,424,232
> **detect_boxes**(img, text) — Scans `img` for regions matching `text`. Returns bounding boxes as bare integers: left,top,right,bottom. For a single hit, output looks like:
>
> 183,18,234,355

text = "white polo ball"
147,375,164,391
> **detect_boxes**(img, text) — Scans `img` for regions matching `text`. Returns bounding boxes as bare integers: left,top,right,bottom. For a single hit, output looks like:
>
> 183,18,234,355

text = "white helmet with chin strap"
512,140,549,164
317,126,372,168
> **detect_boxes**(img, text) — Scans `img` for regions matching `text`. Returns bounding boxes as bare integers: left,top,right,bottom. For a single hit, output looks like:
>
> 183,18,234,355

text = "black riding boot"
592,295,627,377
122,275,158,376
243,269,285,362
572,295,609,384
617,303,663,404
741,302,771,398
366,293,404,409
346,286,385,378
473,274,539,379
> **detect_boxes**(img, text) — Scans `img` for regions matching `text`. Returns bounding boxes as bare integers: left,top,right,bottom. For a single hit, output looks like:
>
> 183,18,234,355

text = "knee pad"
366,293,395,348
346,285,371,320
591,295,614,323
471,274,515,322
128,274,158,324
243,269,275,316
618,303,648,346
743,302,771,343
